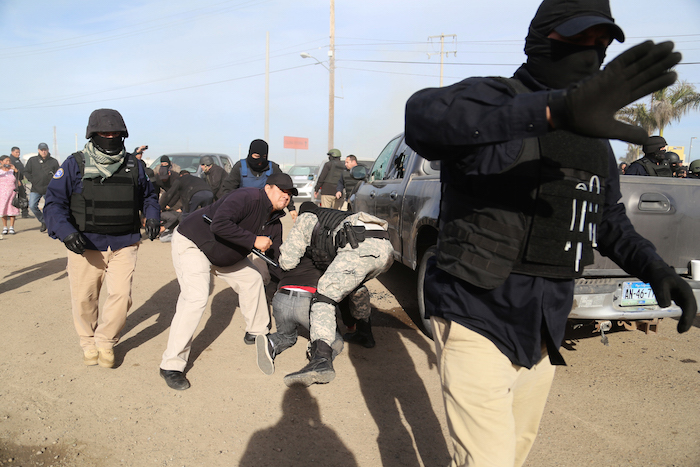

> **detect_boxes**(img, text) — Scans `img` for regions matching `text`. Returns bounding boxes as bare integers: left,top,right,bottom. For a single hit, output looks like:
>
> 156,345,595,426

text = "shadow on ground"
239,386,358,467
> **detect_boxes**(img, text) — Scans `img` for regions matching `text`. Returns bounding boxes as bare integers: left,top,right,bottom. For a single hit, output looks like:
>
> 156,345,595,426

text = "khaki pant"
320,194,342,209
67,243,140,351
431,317,555,467
160,230,269,372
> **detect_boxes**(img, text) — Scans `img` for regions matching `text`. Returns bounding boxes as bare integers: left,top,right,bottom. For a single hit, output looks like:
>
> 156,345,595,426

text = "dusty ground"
1,214,699,467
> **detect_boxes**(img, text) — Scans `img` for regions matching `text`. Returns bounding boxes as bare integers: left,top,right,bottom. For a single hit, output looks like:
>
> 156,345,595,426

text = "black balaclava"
643,135,667,162
247,139,270,172
91,134,125,156
524,0,625,89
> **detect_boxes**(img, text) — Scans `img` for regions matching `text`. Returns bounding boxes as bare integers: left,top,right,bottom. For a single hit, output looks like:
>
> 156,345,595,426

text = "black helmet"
665,152,680,164
85,109,128,139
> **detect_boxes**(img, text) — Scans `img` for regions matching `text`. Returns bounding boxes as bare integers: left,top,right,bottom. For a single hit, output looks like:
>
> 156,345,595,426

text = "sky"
1,0,699,167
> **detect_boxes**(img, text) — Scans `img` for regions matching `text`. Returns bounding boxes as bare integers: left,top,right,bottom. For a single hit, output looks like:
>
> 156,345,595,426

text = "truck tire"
416,245,436,340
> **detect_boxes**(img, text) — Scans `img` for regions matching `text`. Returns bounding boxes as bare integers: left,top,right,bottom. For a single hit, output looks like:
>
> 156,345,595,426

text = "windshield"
288,165,317,176
149,155,220,175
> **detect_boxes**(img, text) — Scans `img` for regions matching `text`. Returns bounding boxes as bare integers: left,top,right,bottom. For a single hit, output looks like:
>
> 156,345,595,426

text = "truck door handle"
369,191,376,199
389,191,398,200
638,192,671,212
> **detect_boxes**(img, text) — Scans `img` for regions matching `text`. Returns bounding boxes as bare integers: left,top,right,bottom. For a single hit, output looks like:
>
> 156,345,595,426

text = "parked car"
149,153,234,177
287,164,320,203
352,132,700,339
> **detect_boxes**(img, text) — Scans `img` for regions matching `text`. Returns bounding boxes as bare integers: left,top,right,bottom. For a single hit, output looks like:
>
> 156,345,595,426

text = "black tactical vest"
69,152,141,235
306,208,354,269
436,78,609,290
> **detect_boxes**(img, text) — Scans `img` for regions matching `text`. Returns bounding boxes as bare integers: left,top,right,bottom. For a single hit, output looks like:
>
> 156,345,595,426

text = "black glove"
645,261,697,333
63,232,87,255
145,218,159,241
548,41,681,144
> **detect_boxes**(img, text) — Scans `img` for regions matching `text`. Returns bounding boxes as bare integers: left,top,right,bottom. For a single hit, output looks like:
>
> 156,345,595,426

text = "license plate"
621,281,658,307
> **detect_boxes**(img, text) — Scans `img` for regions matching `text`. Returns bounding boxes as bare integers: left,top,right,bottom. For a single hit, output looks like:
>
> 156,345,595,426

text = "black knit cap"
526,0,624,57
643,136,667,155
160,155,171,163
248,139,268,157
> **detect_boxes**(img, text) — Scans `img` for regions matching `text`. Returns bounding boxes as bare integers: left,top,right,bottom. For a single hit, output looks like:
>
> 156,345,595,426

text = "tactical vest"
436,78,609,290
321,159,344,186
69,152,141,235
240,159,273,189
305,208,354,269
630,157,672,177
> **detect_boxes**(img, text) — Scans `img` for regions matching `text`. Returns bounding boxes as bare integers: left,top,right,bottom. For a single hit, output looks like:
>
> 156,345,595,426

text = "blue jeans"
270,289,343,358
29,192,44,222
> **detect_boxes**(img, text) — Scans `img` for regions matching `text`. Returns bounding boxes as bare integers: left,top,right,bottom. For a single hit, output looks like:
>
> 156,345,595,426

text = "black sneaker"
256,334,275,375
159,369,190,390
244,332,256,345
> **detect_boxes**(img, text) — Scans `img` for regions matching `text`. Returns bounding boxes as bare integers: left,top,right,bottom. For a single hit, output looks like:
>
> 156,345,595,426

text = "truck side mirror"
351,165,367,180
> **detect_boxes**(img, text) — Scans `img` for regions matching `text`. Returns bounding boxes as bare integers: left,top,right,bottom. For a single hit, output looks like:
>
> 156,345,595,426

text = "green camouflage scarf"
81,141,126,180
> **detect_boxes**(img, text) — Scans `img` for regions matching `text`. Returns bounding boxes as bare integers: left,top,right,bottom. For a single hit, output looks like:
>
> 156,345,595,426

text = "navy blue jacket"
405,66,663,368
44,153,160,251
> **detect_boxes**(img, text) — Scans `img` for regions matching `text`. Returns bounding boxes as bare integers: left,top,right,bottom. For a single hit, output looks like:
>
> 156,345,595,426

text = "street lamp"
301,51,335,151
689,136,697,164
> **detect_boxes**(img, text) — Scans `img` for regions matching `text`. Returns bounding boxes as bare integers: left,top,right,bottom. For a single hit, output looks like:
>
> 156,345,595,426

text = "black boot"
343,318,375,348
284,340,335,387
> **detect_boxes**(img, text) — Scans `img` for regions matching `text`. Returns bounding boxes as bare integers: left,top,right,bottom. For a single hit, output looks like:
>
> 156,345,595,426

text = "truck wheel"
416,245,436,340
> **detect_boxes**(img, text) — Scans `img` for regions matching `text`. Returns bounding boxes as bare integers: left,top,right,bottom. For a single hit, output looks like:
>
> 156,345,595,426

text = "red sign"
284,136,308,150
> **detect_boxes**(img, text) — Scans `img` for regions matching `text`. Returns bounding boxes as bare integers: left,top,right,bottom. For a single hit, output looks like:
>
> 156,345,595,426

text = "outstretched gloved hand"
645,261,697,333
548,41,682,144
63,232,87,255
145,218,159,241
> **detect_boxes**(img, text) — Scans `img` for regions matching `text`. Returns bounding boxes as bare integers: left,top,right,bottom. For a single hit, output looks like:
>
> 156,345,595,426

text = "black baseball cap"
266,173,298,196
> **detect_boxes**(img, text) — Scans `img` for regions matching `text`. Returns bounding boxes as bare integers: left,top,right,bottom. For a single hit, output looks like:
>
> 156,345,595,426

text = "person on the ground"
159,170,214,221
404,1,697,465
159,173,296,391
24,142,59,232
9,147,29,218
0,155,20,235
626,135,672,176
44,109,160,369
200,155,227,200
315,148,345,209
279,202,393,387
221,139,297,220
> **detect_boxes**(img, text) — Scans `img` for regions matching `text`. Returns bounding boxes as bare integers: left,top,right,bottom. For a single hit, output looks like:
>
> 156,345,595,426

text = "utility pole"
428,34,457,87
265,32,270,143
328,0,335,151
53,126,58,160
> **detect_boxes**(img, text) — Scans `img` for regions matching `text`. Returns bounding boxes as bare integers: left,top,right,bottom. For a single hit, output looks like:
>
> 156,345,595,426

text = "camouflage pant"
311,238,394,345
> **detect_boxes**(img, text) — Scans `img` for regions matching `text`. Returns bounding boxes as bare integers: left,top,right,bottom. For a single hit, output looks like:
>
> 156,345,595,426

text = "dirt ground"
1,214,699,467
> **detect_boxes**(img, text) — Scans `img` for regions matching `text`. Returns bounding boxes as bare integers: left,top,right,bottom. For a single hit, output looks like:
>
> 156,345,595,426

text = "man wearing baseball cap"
159,172,296,390
24,142,59,231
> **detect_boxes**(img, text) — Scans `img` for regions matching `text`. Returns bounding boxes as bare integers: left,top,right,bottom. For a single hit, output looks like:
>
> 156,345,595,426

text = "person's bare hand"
254,236,273,252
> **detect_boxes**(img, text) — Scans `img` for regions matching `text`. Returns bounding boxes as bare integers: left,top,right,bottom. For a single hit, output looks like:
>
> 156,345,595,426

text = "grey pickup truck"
351,132,700,339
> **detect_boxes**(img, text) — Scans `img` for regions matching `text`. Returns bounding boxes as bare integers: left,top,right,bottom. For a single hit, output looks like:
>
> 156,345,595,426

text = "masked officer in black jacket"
404,1,696,465
44,109,160,369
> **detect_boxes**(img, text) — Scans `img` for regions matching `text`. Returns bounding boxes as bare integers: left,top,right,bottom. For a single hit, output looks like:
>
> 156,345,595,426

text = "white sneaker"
1,228,7,235
8,227,15,235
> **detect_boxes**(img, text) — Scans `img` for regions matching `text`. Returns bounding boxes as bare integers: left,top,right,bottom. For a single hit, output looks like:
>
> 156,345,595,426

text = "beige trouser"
320,194,342,209
431,317,556,467
67,243,140,351
160,230,269,372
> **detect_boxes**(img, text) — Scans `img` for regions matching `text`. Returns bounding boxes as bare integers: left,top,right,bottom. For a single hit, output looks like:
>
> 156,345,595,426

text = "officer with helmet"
44,109,160,369
626,135,672,176
664,151,683,176
688,159,700,179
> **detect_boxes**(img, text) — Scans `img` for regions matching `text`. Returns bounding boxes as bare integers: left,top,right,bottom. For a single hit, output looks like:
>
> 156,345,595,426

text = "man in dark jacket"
625,135,672,176
335,155,364,208
153,155,179,195
404,1,696,465
200,155,227,200
159,170,214,220
25,142,60,231
159,173,297,391
44,108,160,369
315,148,345,209
221,139,297,220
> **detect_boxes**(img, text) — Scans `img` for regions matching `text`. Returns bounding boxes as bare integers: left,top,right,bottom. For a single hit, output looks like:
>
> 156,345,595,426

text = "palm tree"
616,80,700,137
